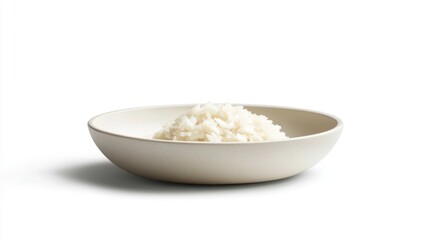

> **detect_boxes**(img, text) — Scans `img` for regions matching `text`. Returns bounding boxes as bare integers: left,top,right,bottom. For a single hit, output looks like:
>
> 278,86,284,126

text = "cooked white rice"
153,103,288,142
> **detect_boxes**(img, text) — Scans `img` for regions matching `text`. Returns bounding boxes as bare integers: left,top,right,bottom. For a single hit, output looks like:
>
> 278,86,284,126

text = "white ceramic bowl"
88,105,343,184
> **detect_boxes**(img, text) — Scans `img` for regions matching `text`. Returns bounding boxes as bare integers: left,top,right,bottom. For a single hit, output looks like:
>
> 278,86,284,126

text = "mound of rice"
153,103,288,142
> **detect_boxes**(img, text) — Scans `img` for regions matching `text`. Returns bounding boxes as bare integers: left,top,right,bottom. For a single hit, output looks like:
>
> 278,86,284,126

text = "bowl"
88,104,343,184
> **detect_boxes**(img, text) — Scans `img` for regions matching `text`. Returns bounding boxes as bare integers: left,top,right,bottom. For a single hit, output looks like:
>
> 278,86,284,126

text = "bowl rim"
88,104,343,145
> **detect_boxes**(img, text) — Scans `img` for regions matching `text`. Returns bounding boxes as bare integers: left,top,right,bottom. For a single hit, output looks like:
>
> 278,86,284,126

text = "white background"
1,0,428,239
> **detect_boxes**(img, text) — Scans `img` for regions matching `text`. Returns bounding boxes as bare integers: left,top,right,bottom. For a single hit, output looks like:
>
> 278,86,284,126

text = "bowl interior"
89,105,339,139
